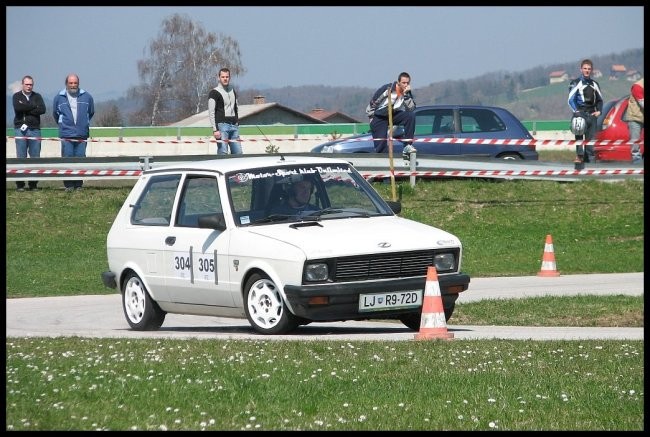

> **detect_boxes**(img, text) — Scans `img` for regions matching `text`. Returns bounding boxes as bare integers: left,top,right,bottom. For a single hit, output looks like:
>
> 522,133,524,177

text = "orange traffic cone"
415,266,454,340
537,234,560,277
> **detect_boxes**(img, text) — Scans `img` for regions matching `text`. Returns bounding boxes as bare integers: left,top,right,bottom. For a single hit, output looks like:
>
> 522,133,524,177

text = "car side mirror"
198,213,227,231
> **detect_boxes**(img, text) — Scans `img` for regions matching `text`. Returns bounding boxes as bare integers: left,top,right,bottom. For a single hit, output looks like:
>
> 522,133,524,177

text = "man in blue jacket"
53,73,94,191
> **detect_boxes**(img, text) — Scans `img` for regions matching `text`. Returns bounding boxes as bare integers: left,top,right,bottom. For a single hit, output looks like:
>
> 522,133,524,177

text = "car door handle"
165,236,176,246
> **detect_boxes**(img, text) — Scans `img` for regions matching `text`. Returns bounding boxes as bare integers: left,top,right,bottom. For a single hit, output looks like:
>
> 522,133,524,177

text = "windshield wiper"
303,208,371,219
250,214,293,224
302,208,343,219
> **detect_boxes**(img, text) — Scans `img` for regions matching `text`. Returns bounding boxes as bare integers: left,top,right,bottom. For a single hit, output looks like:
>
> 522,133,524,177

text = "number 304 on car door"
172,251,216,282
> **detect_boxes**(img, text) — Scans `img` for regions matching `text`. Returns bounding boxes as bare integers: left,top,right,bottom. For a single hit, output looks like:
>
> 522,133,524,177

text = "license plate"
358,290,422,312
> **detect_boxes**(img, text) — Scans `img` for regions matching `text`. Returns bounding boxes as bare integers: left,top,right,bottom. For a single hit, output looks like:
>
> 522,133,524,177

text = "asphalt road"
6,273,643,341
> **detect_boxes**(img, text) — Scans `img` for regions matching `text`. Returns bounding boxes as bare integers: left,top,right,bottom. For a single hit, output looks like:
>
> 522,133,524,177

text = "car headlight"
305,262,329,282
434,253,456,272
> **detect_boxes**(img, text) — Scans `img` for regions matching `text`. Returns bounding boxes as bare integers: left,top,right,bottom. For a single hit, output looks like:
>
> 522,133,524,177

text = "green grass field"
5,169,644,430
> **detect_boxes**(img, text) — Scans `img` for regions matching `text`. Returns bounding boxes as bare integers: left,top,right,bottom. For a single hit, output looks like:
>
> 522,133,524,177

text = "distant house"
625,70,642,81
171,96,326,127
307,108,361,123
549,70,568,84
609,64,627,80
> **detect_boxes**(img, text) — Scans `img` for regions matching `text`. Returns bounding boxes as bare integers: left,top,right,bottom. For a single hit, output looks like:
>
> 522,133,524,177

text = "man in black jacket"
13,75,46,191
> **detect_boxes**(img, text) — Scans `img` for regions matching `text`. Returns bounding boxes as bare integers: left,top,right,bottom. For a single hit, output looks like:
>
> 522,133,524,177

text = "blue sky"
6,6,644,101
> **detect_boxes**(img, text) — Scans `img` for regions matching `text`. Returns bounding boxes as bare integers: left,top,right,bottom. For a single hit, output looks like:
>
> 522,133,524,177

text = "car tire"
499,153,522,160
122,273,166,331
244,273,299,335
399,301,455,331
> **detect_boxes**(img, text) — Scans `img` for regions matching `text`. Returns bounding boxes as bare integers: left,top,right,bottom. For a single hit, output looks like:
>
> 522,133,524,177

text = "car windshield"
226,163,393,226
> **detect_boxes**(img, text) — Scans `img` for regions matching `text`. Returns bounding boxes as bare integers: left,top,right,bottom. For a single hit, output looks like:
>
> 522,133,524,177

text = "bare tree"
94,104,124,127
130,13,245,126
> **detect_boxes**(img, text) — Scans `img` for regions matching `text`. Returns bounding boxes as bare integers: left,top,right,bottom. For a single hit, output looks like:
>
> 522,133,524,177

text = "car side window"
414,111,435,135
415,109,455,135
459,108,506,133
176,175,222,228
131,174,181,226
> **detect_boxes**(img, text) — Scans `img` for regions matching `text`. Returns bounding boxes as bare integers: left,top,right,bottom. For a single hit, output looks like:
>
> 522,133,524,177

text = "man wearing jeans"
12,75,46,191
208,67,242,155
53,73,95,191
624,78,644,164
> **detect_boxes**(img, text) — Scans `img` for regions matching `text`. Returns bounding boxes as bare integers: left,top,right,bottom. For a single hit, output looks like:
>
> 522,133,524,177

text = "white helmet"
571,114,586,136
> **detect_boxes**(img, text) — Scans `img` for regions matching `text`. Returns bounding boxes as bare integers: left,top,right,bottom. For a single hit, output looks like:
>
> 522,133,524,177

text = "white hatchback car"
102,155,470,334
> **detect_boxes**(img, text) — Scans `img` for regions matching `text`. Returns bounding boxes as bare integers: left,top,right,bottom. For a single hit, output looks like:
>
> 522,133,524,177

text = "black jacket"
13,91,46,129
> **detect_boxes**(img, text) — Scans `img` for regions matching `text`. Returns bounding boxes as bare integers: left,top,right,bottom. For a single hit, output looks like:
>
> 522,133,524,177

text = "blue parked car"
311,104,538,160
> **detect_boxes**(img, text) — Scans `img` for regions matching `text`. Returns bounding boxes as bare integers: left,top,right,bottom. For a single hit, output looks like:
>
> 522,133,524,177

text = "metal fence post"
139,156,154,170
409,152,417,188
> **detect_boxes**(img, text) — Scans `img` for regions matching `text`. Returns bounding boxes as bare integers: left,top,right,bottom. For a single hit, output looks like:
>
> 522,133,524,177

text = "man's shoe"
65,187,74,192
402,145,416,160
75,186,84,191
16,187,25,192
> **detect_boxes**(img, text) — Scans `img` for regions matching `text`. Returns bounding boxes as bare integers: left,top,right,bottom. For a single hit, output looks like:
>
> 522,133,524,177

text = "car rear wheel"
122,272,166,331
499,153,522,160
244,273,299,334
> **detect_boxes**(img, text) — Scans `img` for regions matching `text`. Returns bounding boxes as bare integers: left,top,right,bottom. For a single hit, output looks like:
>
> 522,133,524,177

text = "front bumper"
284,273,470,321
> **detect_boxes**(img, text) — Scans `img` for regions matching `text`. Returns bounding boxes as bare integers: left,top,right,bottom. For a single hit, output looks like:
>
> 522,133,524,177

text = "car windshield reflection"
227,163,392,227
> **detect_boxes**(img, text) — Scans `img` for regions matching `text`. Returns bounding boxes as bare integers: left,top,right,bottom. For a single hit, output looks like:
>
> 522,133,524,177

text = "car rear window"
459,108,506,133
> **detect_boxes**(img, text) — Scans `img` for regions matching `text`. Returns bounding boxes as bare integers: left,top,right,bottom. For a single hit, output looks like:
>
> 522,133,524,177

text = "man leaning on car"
366,72,416,159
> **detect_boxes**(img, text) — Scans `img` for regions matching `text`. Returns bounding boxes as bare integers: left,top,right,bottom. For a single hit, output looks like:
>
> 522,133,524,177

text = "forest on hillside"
245,48,643,121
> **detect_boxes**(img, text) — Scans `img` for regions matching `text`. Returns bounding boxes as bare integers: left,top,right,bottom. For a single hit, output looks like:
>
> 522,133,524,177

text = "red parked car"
595,96,644,162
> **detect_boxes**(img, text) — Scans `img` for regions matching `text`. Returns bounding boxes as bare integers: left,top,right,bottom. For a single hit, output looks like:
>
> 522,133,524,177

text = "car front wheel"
122,273,166,331
244,273,299,334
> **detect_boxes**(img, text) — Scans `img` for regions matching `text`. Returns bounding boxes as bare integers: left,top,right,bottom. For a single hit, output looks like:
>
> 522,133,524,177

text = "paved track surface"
6,273,643,341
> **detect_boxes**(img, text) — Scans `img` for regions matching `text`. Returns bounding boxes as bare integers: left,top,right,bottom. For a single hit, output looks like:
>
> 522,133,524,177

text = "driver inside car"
269,176,319,216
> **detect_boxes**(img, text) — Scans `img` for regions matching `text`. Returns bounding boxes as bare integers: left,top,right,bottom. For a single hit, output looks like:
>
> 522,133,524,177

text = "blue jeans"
15,127,42,189
628,121,643,162
216,122,242,155
61,138,87,189
370,111,416,153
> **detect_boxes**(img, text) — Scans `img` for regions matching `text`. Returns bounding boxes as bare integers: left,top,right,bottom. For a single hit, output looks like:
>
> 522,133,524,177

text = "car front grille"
332,249,459,282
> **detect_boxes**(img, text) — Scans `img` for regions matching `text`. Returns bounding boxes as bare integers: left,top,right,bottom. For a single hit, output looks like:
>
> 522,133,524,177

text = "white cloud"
7,81,22,95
